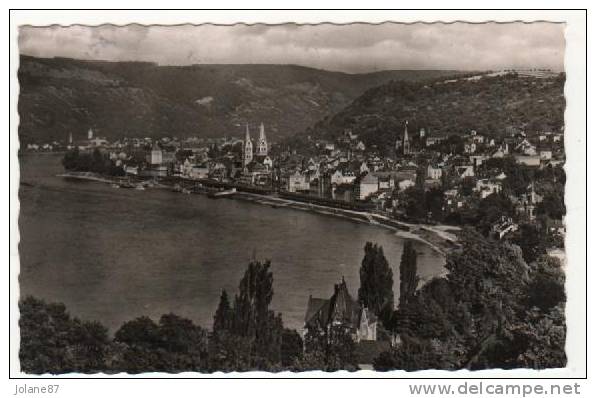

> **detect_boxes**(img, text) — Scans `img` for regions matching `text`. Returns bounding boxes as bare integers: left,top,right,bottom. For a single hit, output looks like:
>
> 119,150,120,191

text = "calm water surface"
18,153,445,331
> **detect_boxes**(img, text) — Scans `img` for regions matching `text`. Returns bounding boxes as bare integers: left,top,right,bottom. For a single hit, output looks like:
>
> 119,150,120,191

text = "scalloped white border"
7,9,587,383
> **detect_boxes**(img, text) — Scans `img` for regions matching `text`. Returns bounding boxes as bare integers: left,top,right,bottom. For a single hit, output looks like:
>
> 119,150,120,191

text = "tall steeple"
243,123,253,167
256,122,268,157
403,120,410,155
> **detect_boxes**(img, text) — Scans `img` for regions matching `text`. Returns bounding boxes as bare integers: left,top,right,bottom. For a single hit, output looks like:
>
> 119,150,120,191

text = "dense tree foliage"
300,325,358,372
513,223,548,264
399,241,419,308
374,229,566,371
373,335,455,371
19,296,109,374
281,328,304,367
475,193,516,236
111,314,209,373
313,74,565,150
525,256,566,312
399,186,446,222
358,242,394,324
424,188,446,221
62,148,125,176
212,289,232,334
537,190,566,220
209,260,285,371
399,187,426,220
486,158,536,197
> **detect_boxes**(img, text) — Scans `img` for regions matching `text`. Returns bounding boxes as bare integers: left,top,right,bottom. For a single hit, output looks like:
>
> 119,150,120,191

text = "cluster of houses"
26,128,109,152
276,123,562,223
34,119,564,238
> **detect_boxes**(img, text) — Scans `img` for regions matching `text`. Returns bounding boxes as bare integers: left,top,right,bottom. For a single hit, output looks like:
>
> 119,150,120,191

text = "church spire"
243,123,253,167
256,122,268,156
259,122,266,140
403,120,411,155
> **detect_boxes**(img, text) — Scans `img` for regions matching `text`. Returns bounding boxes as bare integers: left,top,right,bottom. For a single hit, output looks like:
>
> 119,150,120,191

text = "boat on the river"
119,181,135,189
207,187,237,198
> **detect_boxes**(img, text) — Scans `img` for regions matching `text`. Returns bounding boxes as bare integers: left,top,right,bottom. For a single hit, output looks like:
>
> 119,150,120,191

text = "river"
18,153,446,332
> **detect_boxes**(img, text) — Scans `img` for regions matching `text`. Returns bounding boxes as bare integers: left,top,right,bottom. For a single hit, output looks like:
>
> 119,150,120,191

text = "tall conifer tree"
399,241,419,308
358,242,394,320
230,260,283,367
213,289,232,334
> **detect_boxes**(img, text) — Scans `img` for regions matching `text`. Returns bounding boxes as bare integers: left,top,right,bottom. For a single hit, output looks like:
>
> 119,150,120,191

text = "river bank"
230,191,459,255
56,171,460,256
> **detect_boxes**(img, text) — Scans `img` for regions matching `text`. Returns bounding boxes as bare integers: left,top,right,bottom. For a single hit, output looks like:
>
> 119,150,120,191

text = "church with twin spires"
243,122,270,168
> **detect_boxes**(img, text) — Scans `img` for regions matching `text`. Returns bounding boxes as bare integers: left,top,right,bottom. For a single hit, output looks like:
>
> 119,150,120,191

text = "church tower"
402,121,410,155
256,122,268,157
243,124,253,167
150,142,163,165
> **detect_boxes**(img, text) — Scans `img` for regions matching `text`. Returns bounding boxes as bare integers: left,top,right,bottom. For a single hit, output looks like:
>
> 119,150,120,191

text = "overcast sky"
18,22,565,73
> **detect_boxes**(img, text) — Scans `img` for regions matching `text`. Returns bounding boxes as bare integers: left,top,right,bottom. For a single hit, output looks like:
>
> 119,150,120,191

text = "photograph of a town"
17,21,568,374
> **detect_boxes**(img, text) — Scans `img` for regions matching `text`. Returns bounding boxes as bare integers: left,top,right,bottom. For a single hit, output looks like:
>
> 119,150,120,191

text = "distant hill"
17,55,464,144
308,72,565,152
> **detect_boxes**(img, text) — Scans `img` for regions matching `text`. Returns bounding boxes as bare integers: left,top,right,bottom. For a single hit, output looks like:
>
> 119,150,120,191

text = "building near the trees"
303,277,377,343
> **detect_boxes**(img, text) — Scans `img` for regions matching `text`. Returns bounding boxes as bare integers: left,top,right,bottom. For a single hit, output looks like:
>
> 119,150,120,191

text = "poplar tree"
213,289,232,334
215,260,284,369
358,242,395,321
399,240,419,308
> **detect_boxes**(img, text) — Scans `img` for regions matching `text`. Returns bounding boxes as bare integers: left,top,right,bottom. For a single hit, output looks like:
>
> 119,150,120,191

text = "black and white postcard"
9,9,587,383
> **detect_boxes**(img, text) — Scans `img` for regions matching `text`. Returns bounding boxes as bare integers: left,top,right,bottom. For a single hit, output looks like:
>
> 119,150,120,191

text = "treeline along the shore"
19,228,566,374
62,148,125,176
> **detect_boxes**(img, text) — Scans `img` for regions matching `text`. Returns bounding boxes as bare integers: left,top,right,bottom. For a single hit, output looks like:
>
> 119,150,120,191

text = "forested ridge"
309,73,565,151
18,55,462,144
